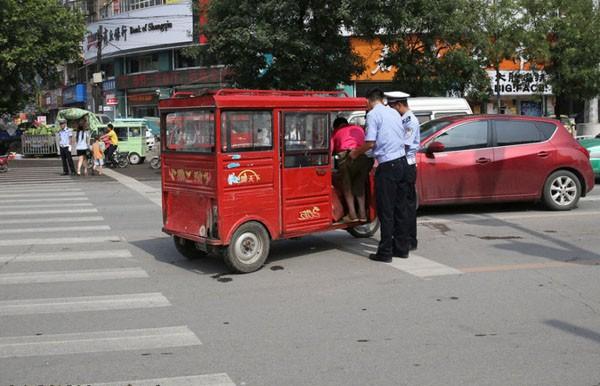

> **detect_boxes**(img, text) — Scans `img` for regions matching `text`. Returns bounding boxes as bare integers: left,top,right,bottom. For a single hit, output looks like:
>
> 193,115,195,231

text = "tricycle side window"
283,112,329,168
221,111,272,152
115,127,128,141
165,110,215,153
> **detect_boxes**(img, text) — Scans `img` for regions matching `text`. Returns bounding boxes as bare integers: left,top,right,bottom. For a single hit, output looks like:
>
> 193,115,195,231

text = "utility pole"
95,25,103,115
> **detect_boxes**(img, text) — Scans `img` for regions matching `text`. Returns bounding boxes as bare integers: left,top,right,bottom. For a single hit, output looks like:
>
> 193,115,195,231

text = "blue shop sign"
103,78,116,92
63,83,86,104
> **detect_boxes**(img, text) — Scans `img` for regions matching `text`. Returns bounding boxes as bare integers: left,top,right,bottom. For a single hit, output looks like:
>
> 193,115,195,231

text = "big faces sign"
83,2,193,63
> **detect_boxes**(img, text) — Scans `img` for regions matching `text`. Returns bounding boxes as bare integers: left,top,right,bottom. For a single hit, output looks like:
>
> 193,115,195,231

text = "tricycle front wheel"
223,222,270,273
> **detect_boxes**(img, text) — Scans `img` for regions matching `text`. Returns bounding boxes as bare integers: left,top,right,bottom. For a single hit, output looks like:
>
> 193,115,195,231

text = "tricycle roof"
159,89,368,110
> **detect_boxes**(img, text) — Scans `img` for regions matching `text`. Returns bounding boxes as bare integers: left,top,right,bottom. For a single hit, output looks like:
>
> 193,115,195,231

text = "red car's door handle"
476,157,491,164
537,151,549,158
316,168,328,176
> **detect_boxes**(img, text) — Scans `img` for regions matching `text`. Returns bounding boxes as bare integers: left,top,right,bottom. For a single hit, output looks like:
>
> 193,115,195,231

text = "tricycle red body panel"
159,89,371,247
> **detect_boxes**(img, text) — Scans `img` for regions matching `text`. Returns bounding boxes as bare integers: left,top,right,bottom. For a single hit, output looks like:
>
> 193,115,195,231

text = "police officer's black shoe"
369,253,392,263
409,244,417,251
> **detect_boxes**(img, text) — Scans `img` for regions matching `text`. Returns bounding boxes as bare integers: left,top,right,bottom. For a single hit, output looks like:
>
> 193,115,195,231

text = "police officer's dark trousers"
406,163,418,249
375,157,410,258
60,146,75,174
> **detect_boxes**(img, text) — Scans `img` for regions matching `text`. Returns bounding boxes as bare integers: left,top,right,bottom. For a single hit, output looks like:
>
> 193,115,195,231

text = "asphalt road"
1,160,599,386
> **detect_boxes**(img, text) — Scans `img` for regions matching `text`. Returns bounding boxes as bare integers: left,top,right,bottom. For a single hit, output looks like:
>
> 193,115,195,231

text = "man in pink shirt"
331,117,374,222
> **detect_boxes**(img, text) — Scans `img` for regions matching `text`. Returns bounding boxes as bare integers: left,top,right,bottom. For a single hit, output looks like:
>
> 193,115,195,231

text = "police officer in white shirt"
57,119,76,175
350,88,410,262
386,92,420,250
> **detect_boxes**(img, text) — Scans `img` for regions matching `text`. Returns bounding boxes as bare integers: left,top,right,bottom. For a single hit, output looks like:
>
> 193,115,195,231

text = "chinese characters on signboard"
488,70,552,95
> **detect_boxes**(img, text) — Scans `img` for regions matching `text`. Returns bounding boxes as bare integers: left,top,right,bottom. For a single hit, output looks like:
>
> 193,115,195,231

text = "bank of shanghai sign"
488,70,552,96
83,2,193,63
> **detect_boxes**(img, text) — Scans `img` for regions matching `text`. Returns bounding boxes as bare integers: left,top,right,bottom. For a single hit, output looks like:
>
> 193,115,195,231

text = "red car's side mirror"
426,141,445,157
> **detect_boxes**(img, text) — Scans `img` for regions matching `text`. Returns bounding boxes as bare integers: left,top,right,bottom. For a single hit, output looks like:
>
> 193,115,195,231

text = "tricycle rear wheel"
347,219,380,238
223,222,270,273
173,236,208,259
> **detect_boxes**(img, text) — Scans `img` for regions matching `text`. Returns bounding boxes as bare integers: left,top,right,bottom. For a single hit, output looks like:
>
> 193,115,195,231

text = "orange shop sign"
351,38,396,82
127,93,157,105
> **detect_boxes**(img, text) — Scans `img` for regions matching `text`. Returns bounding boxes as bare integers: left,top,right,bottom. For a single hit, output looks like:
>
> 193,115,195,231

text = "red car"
417,115,594,210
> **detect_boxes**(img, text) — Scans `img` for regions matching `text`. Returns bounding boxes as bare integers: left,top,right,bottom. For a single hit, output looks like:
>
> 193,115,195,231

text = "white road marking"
0,249,132,263
0,234,121,247
0,267,148,285
1,225,110,235
2,191,84,197
0,202,92,209
582,195,600,201
418,209,600,225
0,181,77,186
2,197,89,203
0,326,201,358
0,208,98,216
88,374,236,386
387,254,463,278
360,242,378,248
102,168,162,207
0,293,170,316
0,176,73,181
0,216,104,225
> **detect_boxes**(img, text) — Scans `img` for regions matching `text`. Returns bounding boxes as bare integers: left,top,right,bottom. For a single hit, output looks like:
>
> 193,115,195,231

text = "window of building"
127,0,164,10
127,54,160,74
435,121,489,151
165,110,215,153
221,111,272,152
494,120,542,146
283,112,329,168
174,49,203,69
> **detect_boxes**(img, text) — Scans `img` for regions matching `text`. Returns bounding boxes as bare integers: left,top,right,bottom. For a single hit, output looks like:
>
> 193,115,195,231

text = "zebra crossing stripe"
2,197,89,203
2,191,84,198
0,208,98,216
88,374,236,386
1,225,111,235
0,249,132,263
0,267,148,285
0,235,120,247
387,255,463,278
0,326,201,358
0,202,92,209
0,216,104,225
0,293,171,315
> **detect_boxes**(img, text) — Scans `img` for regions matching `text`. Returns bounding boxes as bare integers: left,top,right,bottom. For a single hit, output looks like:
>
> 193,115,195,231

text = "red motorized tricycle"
159,89,378,273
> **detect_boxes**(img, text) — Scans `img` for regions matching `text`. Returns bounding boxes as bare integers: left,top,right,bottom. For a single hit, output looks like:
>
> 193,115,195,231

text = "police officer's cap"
385,91,410,105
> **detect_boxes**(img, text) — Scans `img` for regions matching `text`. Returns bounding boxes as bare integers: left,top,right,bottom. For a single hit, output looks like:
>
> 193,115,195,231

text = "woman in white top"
75,121,90,176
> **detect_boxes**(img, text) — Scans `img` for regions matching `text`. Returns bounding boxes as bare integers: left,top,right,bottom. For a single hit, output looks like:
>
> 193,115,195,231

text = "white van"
347,97,473,127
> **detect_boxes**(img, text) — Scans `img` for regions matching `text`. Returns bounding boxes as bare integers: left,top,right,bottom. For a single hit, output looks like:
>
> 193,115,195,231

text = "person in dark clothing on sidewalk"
350,88,410,262
57,119,76,175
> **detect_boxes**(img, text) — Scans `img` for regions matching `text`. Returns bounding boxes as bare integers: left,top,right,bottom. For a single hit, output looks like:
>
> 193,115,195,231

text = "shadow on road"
130,232,370,275
545,320,600,344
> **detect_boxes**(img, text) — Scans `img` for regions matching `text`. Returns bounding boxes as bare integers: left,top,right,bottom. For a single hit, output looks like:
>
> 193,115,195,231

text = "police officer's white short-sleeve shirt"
401,111,420,165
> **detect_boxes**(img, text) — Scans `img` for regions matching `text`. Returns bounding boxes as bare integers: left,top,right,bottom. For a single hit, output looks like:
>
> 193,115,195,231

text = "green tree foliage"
201,0,365,90
0,0,85,114
358,0,492,101
527,0,600,104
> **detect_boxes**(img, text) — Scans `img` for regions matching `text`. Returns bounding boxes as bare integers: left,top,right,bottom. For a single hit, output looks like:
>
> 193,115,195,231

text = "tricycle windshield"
165,110,215,153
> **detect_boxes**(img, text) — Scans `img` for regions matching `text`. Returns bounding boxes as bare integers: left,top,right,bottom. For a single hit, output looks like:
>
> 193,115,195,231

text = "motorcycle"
110,149,130,168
